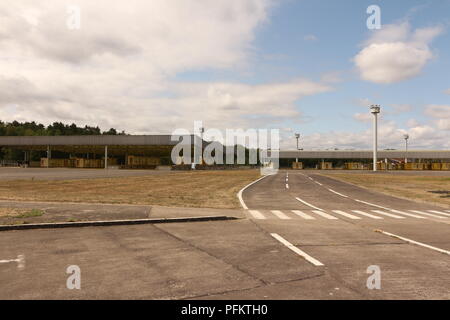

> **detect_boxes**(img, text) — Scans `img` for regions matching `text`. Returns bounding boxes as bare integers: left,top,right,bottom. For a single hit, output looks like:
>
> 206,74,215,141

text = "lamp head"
370,105,381,114
295,133,300,139
403,134,409,140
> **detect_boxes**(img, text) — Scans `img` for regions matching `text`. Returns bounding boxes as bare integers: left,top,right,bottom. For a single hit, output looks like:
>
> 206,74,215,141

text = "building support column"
47,146,51,168
104,146,108,169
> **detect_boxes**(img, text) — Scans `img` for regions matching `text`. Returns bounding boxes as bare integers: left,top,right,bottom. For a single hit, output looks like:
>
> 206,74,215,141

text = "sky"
0,0,449,150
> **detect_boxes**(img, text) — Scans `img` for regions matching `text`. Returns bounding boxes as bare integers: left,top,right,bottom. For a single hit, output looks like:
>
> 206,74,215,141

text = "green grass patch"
13,209,45,218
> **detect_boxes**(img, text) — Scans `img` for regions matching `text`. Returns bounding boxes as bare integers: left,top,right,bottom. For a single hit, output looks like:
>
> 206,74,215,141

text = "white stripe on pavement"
328,189,349,198
315,181,323,186
271,233,324,266
295,197,323,211
248,210,266,220
428,210,450,217
312,210,339,220
409,210,447,219
237,175,270,210
271,210,291,220
332,210,361,220
291,210,315,220
389,209,426,219
355,199,392,210
371,210,405,219
351,210,384,219
286,184,289,189
375,230,450,256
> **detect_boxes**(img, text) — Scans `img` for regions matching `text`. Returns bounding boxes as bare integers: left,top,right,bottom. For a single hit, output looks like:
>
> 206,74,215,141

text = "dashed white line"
409,210,447,219
355,199,391,210
428,210,450,217
271,210,291,220
286,184,289,189
375,230,450,256
328,189,349,198
389,209,426,219
351,210,384,220
291,210,315,220
332,210,361,220
271,233,324,266
315,181,323,186
312,210,339,220
371,210,405,219
295,197,323,211
248,210,266,220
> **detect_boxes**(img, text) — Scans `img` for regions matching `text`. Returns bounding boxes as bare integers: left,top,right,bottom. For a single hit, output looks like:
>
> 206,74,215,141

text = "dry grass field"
0,170,260,209
321,172,450,207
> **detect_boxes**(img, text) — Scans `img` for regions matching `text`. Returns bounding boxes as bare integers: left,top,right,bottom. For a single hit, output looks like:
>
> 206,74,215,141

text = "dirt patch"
0,170,260,209
320,173,450,207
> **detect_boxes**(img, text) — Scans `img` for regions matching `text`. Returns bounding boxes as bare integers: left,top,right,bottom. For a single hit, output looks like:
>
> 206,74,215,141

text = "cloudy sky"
0,0,449,149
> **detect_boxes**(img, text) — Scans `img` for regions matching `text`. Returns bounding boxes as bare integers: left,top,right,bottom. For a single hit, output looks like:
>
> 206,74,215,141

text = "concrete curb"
0,215,238,231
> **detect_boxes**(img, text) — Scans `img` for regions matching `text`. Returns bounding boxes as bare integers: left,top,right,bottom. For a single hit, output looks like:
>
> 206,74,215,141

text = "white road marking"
428,210,450,217
389,209,426,219
371,210,405,219
291,210,315,220
409,210,447,219
355,199,392,210
286,184,289,189
271,233,324,266
308,177,314,181
315,181,323,186
328,189,349,198
237,175,270,210
271,210,291,220
248,210,266,220
312,210,339,220
295,197,323,211
375,230,450,256
0,255,25,269
332,210,361,220
351,210,384,219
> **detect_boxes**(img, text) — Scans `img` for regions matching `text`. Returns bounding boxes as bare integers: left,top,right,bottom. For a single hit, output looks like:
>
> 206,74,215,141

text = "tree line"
0,120,125,136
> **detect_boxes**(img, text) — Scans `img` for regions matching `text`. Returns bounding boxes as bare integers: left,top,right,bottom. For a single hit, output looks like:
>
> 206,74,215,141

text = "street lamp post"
370,105,381,172
295,133,300,163
404,134,409,164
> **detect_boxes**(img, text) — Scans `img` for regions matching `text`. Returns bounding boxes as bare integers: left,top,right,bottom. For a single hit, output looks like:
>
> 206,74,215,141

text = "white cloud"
304,34,318,41
353,113,372,122
444,88,450,95
354,23,444,84
424,104,450,130
0,1,337,132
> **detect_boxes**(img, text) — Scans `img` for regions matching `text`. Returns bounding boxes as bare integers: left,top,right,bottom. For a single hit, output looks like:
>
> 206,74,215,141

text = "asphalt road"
0,170,449,299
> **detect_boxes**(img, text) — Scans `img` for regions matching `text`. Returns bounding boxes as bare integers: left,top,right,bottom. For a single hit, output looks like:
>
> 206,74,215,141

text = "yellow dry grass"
0,170,261,209
321,173,450,207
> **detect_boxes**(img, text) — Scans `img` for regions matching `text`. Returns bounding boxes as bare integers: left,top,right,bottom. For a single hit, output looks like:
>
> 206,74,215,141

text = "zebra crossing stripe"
291,210,315,220
371,210,405,219
428,210,450,217
248,210,266,219
409,210,447,219
271,210,291,220
389,209,426,219
311,210,338,220
351,210,384,219
332,210,361,220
